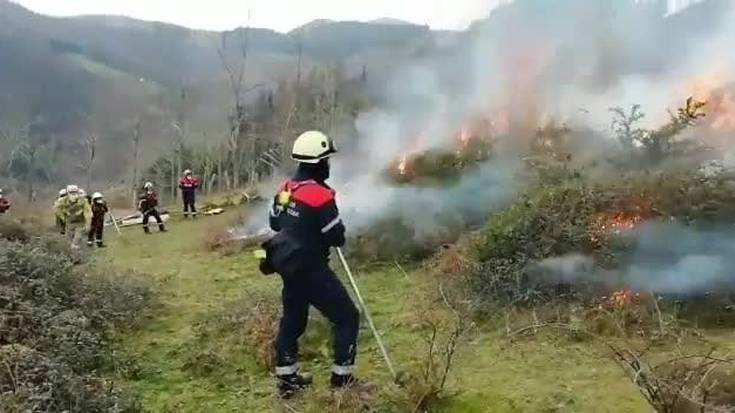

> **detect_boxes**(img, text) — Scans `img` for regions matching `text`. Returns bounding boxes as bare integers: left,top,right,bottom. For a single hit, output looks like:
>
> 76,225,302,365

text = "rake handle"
336,247,398,380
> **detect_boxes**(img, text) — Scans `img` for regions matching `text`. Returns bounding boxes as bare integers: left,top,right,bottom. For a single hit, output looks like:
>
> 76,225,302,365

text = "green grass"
99,210,650,412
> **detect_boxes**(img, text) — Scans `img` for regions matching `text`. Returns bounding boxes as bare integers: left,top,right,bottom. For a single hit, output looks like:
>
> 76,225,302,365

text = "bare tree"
170,85,189,200
81,134,96,191
130,119,142,207
610,104,647,150
215,13,264,190
5,118,53,202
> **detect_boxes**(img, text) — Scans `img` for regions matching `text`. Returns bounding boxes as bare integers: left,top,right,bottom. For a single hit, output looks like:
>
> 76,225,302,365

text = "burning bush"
452,165,735,309
348,216,465,262
0,233,152,412
387,124,495,185
610,97,709,165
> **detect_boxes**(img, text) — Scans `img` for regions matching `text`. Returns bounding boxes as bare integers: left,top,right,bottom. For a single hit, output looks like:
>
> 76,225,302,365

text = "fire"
596,213,642,234
589,211,644,247
459,125,471,145
455,125,471,157
709,90,735,132
686,70,735,132
604,289,642,310
397,154,408,175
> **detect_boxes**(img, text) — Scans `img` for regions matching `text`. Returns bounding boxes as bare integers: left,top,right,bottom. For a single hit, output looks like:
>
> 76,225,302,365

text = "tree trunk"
131,120,141,208
85,136,96,192
26,149,35,203
232,130,241,189
217,147,223,193
170,154,176,202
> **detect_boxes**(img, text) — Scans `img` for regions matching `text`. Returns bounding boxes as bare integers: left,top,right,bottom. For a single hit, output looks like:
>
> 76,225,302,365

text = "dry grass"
201,211,247,252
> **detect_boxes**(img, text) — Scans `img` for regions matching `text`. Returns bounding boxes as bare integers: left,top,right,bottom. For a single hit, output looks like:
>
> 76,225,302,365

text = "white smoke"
239,0,735,242
535,222,735,294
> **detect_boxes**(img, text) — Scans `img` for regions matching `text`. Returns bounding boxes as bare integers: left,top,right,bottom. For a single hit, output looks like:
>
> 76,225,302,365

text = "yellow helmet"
291,131,337,164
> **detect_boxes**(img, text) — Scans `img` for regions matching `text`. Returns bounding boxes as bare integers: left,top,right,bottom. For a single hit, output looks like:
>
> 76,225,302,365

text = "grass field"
98,210,651,412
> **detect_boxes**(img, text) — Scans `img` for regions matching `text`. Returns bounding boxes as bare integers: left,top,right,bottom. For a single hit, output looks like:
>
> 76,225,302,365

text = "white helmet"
66,184,79,194
92,192,103,200
291,131,337,164
144,182,153,189
79,189,86,197
184,169,192,175
59,188,67,197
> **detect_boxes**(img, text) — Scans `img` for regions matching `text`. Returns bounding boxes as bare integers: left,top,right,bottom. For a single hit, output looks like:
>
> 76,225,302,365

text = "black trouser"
88,218,104,245
182,191,196,217
275,263,359,376
142,209,165,232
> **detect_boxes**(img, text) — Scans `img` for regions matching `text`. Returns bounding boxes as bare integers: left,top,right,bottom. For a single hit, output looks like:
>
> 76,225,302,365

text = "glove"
254,249,275,275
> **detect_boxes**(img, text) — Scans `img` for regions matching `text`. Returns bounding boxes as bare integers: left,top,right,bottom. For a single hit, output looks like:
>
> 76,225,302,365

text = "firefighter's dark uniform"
179,175,199,218
267,174,359,386
88,200,108,246
0,197,10,214
138,190,165,233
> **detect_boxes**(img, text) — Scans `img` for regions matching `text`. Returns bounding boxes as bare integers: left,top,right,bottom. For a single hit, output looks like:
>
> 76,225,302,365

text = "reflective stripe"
331,364,354,376
275,364,299,376
321,216,341,234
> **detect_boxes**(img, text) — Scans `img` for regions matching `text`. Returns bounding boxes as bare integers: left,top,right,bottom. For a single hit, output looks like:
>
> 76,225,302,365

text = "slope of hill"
0,0,444,182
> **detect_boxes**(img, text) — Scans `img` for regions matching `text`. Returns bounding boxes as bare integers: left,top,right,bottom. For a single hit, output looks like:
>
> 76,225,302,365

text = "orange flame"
710,90,735,132
397,154,408,175
686,70,735,132
589,211,644,246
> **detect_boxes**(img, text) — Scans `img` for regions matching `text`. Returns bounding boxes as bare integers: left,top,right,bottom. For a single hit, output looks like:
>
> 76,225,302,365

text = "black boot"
330,373,355,389
159,224,166,232
277,373,313,399
96,241,106,248
330,373,373,391
143,226,151,234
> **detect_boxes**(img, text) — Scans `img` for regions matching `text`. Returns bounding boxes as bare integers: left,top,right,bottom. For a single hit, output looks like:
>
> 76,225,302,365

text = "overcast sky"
12,0,505,32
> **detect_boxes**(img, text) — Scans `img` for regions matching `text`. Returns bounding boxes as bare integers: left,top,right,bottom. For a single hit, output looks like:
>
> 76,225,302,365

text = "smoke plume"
240,0,735,244
536,222,735,294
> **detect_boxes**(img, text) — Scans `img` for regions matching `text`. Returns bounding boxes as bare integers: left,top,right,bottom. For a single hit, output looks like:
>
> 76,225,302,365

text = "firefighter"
138,182,166,233
54,188,67,234
263,130,360,398
87,192,108,247
57,185,92,249
178,169,199,219
0,189,10,214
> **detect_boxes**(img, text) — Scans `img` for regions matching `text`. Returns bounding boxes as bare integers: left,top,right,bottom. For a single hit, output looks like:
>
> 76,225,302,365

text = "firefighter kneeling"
261,131,361,398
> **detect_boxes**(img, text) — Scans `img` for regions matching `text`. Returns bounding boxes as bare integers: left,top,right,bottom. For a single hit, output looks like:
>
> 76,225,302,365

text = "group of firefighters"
0,170,200,249
53,185,110,248
1,131,364,397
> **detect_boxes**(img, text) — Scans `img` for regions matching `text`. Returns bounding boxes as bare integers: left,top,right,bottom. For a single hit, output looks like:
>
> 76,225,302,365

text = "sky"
12,0,506,32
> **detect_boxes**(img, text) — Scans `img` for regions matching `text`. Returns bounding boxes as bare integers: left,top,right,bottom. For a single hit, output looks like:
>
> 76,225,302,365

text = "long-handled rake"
108,211,122,235
335,247,398,381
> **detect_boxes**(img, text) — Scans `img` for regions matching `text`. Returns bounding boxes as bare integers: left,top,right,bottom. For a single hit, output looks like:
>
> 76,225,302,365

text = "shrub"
193,286,280,373
0,344,142,413
459,167,735,308
0,217,31,242
0,232,152,412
